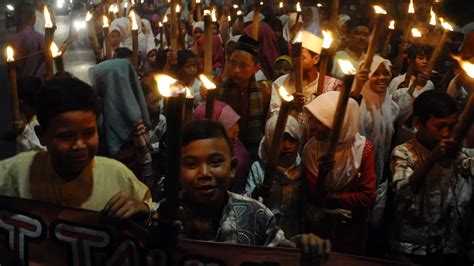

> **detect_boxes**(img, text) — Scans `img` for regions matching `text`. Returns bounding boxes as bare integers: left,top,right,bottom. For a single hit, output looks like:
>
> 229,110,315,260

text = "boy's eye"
209,157,224,167
56,132,74,139
183,159,197,168
83,128,96,137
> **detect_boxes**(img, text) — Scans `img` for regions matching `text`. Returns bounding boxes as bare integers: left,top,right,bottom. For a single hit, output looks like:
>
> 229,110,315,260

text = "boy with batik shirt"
219,35,270,160
390,91,473,265
0,78,152,220
159,120,330,255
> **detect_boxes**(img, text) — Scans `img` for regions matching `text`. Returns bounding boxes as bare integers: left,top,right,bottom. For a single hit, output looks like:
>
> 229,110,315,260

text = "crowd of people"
2,0,474,265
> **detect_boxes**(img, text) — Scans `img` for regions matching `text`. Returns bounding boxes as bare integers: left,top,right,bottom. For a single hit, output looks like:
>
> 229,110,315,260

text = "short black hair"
176,49,196,70
182,120,232,153
407,43,434,60
114,47,133,59
18,76,42,107
16,2,35,28
36,77,98,128
234,35,260,64
347,17,370,34
413,90,458,124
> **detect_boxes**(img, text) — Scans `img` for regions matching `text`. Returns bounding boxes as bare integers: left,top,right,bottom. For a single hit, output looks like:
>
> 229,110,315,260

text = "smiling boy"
177,120,330,254
0,77,151,220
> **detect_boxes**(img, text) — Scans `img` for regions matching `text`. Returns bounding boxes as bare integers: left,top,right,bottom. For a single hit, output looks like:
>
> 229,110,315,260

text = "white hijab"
283,12,302,42
302,91,366,192
359,56,399,181
303,7,321,37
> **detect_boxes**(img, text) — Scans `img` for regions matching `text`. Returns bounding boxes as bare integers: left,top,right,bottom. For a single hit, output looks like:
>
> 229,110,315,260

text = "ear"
230,157,238,179
312,54,321,65
35,125,48,147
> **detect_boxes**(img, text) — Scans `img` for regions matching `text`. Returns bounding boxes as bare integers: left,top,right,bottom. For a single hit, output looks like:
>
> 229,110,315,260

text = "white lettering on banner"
0,211,43,265
53,222,110,266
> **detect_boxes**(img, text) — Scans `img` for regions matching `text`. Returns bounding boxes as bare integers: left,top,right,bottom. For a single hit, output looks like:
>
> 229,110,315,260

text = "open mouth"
195,184,218,195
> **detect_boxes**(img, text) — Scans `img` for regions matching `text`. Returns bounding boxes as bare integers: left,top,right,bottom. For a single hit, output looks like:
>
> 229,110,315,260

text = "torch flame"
129,10,139,30
373,5,387,15
338,59,356,75
296,2,301,12
233,4,239,9
411,28,422,38
279,2,283,8
102,15,109,28
440,19,453,31
453,56,474,78
5,46,14,62
185,87,194,98
317,3,322,7
175,4,181,13
203,9,211,16
109,4,118,13
211,8,217,22
260,1,263,5
292,31,303,44
199,74,217,90
163,15,168,23
227,15,231,22
154,74,178,97
237,10,243,16
322,30,333,49
430,7,436,26
389,20,395,29
85,11,93,22
408,0,415,14
44,6,53,28
278,86,294,102
196,0,201,3
50,42,62,58
159,22,163,27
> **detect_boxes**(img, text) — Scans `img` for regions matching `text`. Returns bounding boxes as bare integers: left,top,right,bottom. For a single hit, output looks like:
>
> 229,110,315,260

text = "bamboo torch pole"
317,59,356,195
170,0,178,50
199,74,217,119
394,0,415,76
261,87,294,196
130,10,139,68
50,42,65,76
292,31,303,95
316,30,334,96
381,20,395,58
102,15,112,59
203,9,213,76
44,5,54,79
352,5,387,98
5,46,21,124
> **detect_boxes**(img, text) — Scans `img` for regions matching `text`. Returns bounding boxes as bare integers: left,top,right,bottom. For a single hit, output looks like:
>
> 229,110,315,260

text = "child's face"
347,26,369,52
414,54,428,73
147,50,157,66
179,57,198,82
302,48,319,71
109,31,121,47
211,23,219,35
308,115,330,141
415,114,457,149
277,133,299,167
39,111,99,179
369,64,392,94
180,137,235,207
193,28,203,41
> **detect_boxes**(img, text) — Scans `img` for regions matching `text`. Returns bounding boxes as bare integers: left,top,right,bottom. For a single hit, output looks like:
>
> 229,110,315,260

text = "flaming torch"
102,15,112,59
316,30,334,96
5,46,20,124
154,74,184,221
199,74,217,119
452,59,474,144
251,1,262,41
203,9,213,75
362,6,387,71
292,31,303,95
381,20,395,58
260,86,294,203
129,9,139,68
44,5,54,79
394,0,415,75
50,41,65,75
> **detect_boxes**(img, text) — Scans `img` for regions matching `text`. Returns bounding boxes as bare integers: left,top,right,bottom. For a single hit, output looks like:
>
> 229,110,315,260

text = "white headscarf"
303,91,366,192
258,115,301,164
283,12,302,42
359,56,399,181
303,7,321,37
141,19,157,53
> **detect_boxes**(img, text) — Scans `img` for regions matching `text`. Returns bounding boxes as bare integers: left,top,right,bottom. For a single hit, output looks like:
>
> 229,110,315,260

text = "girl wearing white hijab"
358,56,400,182
303,91,376,255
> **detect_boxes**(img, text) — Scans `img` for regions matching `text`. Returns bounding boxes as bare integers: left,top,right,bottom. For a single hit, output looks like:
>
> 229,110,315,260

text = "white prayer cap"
243,10,265,23
302,30,323,54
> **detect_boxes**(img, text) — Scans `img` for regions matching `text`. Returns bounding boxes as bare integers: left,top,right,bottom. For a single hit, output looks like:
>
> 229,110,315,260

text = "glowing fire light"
85,11,93,22
411,28,422,38
155,74,178,97
373,5,387,15
129,10,139,30
102,15,109,28
50,42,62,58
296,2,301,12
5,46,14,62
199,74,217,90
278,86,294,102
389,20,395,29
44,6,53,28
408,0,415,14
322,30,333,49
430,7,436,26
338,59,357,75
